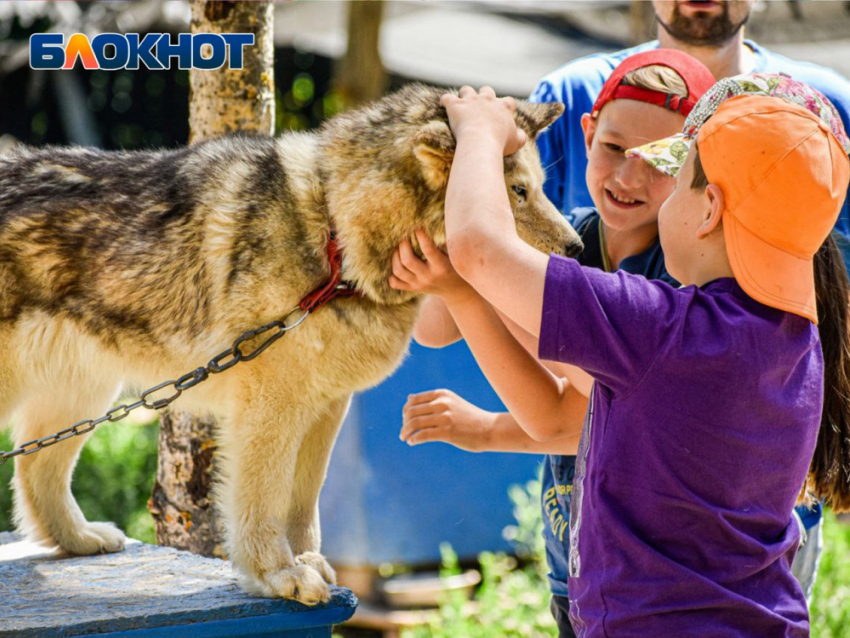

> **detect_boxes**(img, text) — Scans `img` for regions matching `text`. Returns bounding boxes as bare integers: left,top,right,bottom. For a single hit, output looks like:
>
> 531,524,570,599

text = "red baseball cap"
591,49,717,119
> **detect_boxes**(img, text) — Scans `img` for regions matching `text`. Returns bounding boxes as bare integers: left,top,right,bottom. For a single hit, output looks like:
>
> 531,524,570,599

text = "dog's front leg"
287,394,352,586
217,398,332,604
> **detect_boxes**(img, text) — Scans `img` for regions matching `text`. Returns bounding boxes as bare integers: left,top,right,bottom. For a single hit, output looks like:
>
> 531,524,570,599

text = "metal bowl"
378,569,482,609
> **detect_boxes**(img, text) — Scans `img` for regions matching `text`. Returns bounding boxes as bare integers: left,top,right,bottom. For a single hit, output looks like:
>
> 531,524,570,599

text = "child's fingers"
400,415,436,442
406,426,444,447
415,229,445,262
514,128,527,150
398,238,428,276
479,85,497,99
405,389,447,408
388,275,410,291
391,247,414,282
403,401,441,419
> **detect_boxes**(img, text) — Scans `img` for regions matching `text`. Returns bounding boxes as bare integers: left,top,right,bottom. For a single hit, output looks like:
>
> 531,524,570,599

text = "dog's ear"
516,101,565,140
413,121,456,190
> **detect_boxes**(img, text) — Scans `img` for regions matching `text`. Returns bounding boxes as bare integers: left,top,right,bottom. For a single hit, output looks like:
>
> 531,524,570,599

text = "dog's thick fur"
0,84,580,603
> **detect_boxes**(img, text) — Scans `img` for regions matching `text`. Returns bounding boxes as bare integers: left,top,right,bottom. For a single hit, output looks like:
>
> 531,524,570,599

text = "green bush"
0,417,159,544
402,480,558,638
811,510,850,637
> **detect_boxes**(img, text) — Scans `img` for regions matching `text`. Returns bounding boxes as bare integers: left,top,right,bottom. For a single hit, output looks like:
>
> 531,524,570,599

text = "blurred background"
2,0,850,148
1,2,850,637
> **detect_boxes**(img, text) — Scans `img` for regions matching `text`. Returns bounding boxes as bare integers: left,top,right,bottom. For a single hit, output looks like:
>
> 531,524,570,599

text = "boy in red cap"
391,50,715,637
417,81,850,635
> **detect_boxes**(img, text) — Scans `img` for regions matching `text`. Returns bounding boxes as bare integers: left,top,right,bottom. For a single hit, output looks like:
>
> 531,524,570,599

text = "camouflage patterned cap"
626,72,850,178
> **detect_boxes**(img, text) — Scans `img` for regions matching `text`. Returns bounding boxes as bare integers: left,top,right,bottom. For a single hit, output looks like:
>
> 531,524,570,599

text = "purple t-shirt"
539,256,821,637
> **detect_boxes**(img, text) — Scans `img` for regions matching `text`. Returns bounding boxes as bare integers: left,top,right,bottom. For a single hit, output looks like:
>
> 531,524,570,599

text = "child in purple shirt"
403,84,850,636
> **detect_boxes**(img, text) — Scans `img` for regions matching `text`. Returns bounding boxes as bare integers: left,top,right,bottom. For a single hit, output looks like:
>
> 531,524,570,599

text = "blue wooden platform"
0,532,357,637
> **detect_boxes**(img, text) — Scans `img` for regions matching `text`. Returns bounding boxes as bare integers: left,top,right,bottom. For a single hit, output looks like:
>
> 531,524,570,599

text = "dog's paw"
253,565,331,605
296,552,337,585
58,522,126,555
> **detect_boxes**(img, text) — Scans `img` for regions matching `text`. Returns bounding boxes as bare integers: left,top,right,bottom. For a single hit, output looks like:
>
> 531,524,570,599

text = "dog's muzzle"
565,237,584,259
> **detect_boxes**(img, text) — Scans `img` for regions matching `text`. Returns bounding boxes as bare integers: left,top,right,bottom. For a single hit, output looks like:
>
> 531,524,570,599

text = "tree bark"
189,0,275,143
630,0,656,46
149,410,224,557
332,0,387,110
149,0,274,558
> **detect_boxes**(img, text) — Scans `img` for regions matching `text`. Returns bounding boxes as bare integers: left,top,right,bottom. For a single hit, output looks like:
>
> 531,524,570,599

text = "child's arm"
495,311,596,397
401,389,581,455
412,296,462,348
439,87,549,337
439,87,681,395
391,230,588,443
411,279,595,395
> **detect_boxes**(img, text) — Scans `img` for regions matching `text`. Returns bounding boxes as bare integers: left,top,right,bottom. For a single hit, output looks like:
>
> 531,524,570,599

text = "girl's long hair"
810,233,850,512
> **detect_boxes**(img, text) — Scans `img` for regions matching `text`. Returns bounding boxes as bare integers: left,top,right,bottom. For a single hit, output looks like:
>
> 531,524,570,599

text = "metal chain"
0,305,313,467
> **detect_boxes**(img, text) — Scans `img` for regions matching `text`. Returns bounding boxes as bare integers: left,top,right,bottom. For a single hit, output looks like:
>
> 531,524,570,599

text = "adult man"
531,0,850,611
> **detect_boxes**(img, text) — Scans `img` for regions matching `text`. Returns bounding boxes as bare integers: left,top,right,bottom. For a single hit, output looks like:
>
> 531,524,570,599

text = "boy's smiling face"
582,99,685,247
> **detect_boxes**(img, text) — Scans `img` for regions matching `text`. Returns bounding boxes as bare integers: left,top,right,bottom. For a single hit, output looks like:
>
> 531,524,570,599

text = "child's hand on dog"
389,229,474,304
400,388,495,452
441,86,527,157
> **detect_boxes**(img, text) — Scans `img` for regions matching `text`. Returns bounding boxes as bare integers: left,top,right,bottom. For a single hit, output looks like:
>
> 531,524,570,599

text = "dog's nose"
565,237,584,259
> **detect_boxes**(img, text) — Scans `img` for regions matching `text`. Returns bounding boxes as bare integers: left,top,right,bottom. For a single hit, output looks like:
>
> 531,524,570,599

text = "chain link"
0,306,311,466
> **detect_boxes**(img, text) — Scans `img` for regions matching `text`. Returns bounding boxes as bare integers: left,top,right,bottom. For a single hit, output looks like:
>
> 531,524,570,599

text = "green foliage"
402,480,558,638
503,480,547,575
811,510,850,637
0,417,159,544
0,432,13,528
274,49,339,134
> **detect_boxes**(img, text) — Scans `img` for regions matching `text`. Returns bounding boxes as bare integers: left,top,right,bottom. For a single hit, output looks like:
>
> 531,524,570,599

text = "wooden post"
149,0,275,558
630,0,657,46
189,0,275,142
332,0,387,109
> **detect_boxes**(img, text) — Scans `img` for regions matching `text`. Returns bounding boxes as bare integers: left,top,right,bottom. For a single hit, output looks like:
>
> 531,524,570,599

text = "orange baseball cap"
696,95,849,324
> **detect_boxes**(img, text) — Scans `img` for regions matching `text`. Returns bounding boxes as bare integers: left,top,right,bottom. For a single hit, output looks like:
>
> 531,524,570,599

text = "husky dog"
0,84,580,603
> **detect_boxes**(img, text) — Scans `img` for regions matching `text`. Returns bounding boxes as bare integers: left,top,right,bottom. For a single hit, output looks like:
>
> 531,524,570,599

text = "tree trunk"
149,410,224,557
188,0,275,142
332,0,387,110
630,0,656,46
149,0,274,558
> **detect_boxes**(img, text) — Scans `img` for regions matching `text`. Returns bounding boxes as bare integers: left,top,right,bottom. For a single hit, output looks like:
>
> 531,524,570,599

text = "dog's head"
320,84,582,304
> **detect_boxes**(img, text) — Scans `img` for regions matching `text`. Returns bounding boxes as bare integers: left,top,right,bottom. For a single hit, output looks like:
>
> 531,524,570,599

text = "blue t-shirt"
530,40,850,263
540,258,820,637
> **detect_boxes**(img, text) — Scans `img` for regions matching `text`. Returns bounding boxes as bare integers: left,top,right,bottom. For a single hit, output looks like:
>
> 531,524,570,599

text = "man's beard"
657,2,750,47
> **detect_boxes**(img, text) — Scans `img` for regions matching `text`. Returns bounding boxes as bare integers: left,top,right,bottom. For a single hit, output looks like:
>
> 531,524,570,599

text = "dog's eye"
511,185,527,200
